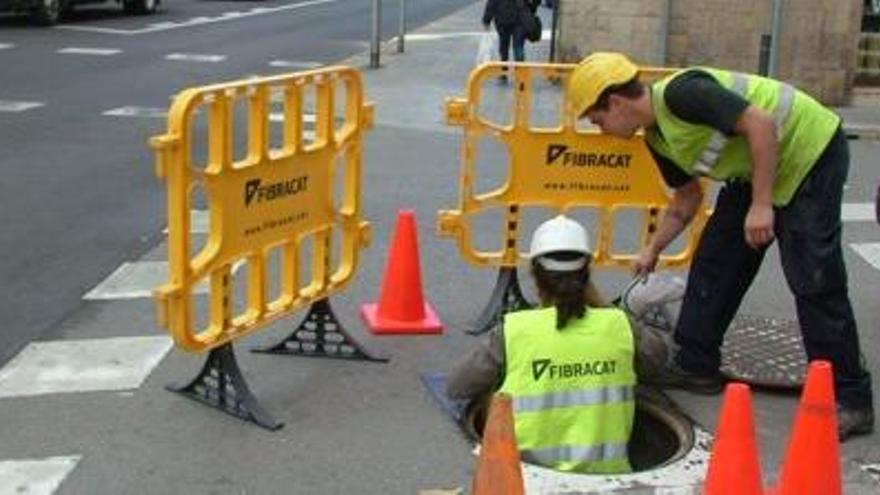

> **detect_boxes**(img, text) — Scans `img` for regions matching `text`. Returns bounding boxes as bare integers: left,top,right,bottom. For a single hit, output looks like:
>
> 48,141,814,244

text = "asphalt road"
0,0,474,366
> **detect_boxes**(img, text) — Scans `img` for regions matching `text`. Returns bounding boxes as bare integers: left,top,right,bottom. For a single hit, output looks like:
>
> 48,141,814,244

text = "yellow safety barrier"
438,61,709,270
151,67,374,353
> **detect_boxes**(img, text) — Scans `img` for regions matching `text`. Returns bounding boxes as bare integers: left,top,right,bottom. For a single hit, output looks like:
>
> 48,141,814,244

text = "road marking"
850,243,880,270
165,53,227,63
102,106,168,118
163,210,209,234
269,60,322,69
0,337,172,398
83,260,244,300
861,463,880,485
55,0,337,35
0,100,45,112
57,47,121,56
0,456,81,495
842,202,876,222
0,43,15,50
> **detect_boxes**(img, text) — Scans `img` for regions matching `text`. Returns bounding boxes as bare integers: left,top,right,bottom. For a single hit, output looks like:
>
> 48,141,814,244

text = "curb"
843,123,880,140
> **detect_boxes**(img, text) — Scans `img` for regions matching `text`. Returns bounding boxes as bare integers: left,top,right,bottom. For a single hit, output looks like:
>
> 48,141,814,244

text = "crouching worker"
446,215,636,474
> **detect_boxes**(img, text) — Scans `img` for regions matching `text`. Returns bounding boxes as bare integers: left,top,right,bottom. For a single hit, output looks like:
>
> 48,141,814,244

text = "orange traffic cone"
360,210,443,334
775,360,841,495
473,394,525,495
704,383,763,495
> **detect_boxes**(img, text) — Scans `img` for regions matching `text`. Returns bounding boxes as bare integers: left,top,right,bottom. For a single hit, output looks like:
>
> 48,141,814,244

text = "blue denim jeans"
674,128,874,409
496,23,526,62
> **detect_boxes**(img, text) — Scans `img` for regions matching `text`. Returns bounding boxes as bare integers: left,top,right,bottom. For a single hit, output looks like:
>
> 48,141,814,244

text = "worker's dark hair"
587,77,645,115
531,251,591,330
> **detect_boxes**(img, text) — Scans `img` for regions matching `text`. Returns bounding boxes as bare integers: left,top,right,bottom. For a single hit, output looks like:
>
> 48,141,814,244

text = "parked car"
0,0,158,25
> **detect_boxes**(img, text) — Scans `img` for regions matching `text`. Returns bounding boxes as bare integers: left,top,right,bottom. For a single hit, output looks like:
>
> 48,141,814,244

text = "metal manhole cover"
720,314,806,389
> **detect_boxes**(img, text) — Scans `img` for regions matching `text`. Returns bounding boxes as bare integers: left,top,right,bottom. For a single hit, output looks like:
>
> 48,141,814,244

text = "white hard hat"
529,215,592,271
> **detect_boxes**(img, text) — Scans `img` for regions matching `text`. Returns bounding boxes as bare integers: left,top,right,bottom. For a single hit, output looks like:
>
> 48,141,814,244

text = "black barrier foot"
467,267,534,335
252,298,388,362
166,343,283,431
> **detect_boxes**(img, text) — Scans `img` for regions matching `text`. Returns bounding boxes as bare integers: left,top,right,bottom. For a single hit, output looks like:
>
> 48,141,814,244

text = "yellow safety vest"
646,67,840,206
498,307,636,474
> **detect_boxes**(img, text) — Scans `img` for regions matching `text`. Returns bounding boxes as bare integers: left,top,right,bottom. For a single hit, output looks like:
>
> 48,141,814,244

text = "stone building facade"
555,0,863,105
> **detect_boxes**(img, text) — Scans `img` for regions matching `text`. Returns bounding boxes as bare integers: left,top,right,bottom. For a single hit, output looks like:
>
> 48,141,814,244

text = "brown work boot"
643,360,725,395
838,405,874,441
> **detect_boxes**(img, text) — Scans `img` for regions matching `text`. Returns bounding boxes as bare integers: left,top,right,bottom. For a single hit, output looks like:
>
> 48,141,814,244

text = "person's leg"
512,26,526,62
495,24,512,62
775,129,874,415
674,182,768,374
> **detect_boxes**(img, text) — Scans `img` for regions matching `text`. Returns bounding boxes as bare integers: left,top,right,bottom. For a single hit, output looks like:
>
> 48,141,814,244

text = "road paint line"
55,0,336,35
57,47,121,56
0,337,172,398
268,112,316,123
102,106,168,118
0,43,15,50
861,463,880,484
268,60,322,69
0,100,45,112
165,53,226,63
83,260,244,300
850,243,880,270
163,210,209,234
841,202,876,222
0,456,81,495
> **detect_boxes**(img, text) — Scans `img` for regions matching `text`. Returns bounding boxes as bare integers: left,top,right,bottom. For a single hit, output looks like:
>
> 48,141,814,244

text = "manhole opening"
465,388,695,473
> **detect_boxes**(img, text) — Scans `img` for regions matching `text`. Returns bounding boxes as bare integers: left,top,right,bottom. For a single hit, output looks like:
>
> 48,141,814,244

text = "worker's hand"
482,22,490,30
744,203,775,250
633,245,659,277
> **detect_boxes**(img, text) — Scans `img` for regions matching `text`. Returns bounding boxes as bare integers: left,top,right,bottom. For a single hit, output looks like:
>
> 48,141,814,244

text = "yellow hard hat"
568,52,639,118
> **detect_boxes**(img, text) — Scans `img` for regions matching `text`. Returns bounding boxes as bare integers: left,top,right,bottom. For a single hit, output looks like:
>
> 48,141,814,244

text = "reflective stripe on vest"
521,442,629,466
693,73,796,176
513,385,635,413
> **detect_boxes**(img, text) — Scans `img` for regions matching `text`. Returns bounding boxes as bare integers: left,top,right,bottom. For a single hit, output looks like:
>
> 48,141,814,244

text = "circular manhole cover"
720,314,806,388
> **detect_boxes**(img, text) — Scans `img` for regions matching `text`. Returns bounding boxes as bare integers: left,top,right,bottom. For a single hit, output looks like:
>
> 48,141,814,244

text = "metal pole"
767,0,783,77
657,0,672,65
370,0,381,68
397,0,406,53
548,0,559,62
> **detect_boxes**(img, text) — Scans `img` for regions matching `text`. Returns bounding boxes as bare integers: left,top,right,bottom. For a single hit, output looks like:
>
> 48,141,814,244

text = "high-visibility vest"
498,307,636,474
645,67,840,206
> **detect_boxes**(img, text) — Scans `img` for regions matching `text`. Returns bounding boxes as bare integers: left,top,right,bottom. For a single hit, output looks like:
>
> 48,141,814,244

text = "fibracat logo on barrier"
546,144,633,168
244,176,309,207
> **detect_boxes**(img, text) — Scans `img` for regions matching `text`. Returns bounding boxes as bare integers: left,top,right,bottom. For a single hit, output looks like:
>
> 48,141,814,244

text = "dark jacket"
482,0,538,28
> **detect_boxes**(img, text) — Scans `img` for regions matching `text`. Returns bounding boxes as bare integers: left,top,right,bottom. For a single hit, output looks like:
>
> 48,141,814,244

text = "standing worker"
566,52,874,440
447,215,637,474
481,0,539,82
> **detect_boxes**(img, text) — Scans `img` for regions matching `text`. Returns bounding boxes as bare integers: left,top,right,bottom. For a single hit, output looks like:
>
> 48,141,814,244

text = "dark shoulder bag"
517,0,542,42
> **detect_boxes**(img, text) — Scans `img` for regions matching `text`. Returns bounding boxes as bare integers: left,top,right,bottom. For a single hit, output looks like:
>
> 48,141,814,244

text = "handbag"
523,12,542,42
517,0,542,42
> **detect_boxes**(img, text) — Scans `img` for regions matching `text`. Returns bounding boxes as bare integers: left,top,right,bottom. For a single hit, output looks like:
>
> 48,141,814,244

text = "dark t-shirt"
648,70,750,188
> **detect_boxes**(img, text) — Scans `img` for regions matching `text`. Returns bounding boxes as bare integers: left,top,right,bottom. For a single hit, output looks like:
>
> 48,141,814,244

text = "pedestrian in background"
566,52,874,441
481,0,539,82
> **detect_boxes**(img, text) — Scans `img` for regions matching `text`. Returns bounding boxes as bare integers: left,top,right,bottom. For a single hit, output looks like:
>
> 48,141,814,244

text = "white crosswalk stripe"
0,456,81,495
102,106,168,118
841,202,876,222
57,47,122,56
165,53,226,63
850,242,880,270
0,100,45,112
0,337,172,398
0,43,15,50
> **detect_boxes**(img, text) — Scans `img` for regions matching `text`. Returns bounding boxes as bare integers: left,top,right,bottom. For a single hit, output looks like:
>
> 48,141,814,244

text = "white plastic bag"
476,31,496,67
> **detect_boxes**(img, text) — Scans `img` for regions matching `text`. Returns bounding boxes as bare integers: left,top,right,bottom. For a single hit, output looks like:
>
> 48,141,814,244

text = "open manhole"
463,386,711,493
